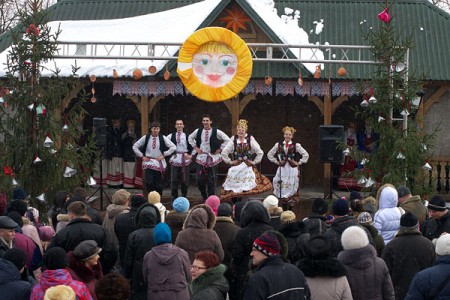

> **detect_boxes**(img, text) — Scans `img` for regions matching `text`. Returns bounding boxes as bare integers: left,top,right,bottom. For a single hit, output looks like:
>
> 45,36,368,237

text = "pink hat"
205,195,220,216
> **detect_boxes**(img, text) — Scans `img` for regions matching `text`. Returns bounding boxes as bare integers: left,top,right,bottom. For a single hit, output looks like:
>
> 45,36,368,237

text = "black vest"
196,127,220,153
170,132,193,153
141,134,168,156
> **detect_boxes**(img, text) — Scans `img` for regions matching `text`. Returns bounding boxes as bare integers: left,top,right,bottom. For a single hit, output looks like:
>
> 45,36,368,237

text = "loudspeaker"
93,117,107,148
319,125,344,163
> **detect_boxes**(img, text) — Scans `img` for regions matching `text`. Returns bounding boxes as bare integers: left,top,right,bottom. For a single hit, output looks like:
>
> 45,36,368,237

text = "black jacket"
421,212,450,241
0,258,32,300
123,203,161,300
114,206,140,267
278,221,310,265
190,264,229,300
303,213,329,237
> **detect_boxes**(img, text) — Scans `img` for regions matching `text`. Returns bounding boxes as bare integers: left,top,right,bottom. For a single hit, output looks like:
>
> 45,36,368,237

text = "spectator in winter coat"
405,234,450,299
114,194,147,268
278,210,310,265
64,188,102,225
47,191,70,230
124,203,161,300
165,196,190,243
228,200,273,300
68,240,103,300
0,216,18,257
421,195,450,242
3,248,36,286
397,186,427,225
95,273,130,300
190,251,228,300
374,184,404,244
263,195,283,230
297,235,352,300
338,226,395,300
148,191,167,223
213,203,240,268
102,189,130,253
382,212,435,300
30,247,92,300
358,212,385,256
303,198,329,237
175,204,224,263
244,230,311,299
143,223,191,300
206,195,221,216
0,258,33,299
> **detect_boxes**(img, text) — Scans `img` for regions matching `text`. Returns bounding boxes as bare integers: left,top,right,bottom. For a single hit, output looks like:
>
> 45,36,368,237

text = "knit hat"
112,189,130,205
400,212,419,228
7,211,23,227
358,212,373,225
341,226,369,250
154,222,172,245
205,195,220,216
3,248,27,270
280,211,296,224
44,247,68,270
39,225,55,242
73,240,102,261
428,195,447,212
12,188,28,200
263,195,279,209
332,198,349,216
312,198,328,214
397,186,411,198
44,285,76,300
253,231,281,257
130,194,147,208
0,216,18,229
435,234,450,256
173,197,190,213
305,235,332,259
217,203,232,217
148,191,161,204
349,191,362,201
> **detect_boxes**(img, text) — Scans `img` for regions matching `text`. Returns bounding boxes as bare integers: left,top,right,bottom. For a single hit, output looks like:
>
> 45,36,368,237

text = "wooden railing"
428,158,450,197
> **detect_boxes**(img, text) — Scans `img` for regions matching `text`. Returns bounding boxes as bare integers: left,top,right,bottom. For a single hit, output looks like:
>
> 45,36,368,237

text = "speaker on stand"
319,125,344,199
90,117,111,210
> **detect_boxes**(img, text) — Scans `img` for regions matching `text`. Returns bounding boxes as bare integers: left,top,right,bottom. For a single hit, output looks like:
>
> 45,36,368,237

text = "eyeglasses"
191,265,207,271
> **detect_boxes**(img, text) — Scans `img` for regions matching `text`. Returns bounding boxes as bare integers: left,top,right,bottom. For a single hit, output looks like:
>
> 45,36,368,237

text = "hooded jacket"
0,258,33,300
102,203,129,251
124,203,161,300
213,216,240,268
278,221,310,265
165,211,188,243
374,186,403,244
175,204,224,263
399,195,427,225
190,264,229,300
143,243,191,300
30,269,92,300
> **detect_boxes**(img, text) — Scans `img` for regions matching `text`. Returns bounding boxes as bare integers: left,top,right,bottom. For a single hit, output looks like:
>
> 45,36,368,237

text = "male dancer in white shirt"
188,115,230,201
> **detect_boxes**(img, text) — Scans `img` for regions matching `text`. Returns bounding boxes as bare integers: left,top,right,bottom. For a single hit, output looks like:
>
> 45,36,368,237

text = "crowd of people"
0,181,449,299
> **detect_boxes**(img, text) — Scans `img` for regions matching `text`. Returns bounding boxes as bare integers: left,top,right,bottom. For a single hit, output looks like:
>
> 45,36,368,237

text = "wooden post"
323,82,332,198
140,96,148,135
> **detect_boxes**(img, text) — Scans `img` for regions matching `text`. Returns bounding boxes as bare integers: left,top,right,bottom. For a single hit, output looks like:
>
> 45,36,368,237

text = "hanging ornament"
378,8,391,23
337,66,347,77
400,109,409,116
0,97,4,103
343,148,350,156
90,96,97,103
28,103,35,111
36,193,45,202
313,65,321,79
26,23,40,36
378,116,385,122
148,65,157,75
3,166,13,175
360,99,369,108
36,104,47,115
368,87,377,104
164,65,171,81
63,166,77,177
133,69,143,80
87,176,97,186
297,71,303,86
422,161,432,171
62,123,69,131
12,178,19,186
49,148,57,155
396,152,406,160
264,76,273,86
357,176,367,185
361,158,369,165
90,75,96,83
33,155,42,164
365,177,375,187
113,69,119,78
44,135,54,147
421,144,427,151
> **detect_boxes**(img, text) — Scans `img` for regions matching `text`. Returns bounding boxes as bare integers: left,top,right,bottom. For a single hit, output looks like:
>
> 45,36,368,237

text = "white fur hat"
341,226,369,250
263,195,279,209
436,234,450,256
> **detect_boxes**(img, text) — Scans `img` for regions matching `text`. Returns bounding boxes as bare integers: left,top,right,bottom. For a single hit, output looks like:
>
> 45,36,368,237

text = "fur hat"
349,191,362,201
205,195,220,216
73,240,102,261
263,195,279,209
148,191,161,204
217,203,232,217
397,186,411,198
435,234,450,256
341,226,369,250
280,211,296,224
112,189,130,205
253,231,281,256
428,195,447,212
44,285,76,300
172,197,190,213
305,235,332,259
3,248,27,270
154,223,171,245
130,194,147,208
400,212,419,228
44,247,68,270
332,198,349,216
357,212,373,225
312,198,328,215
39,225,55,242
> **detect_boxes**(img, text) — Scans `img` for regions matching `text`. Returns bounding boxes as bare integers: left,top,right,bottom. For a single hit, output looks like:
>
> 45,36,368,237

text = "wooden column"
140,96,148,135
223,94,256,135
323,92,332,198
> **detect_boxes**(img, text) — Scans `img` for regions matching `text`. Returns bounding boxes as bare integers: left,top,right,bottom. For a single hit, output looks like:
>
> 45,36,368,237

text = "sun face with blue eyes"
192,42,238,88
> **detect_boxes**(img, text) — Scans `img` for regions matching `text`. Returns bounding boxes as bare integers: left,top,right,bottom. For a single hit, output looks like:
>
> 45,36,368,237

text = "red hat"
253,231,281,257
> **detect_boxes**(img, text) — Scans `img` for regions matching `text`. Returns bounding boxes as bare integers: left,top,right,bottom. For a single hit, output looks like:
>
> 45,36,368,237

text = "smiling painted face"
192,42,238,88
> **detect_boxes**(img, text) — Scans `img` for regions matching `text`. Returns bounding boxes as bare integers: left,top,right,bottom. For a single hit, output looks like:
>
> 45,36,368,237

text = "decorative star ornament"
219,5,252,33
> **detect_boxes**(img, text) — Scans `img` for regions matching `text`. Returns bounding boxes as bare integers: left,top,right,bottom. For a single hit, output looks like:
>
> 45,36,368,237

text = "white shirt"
132,134,176,170
188,127,230,167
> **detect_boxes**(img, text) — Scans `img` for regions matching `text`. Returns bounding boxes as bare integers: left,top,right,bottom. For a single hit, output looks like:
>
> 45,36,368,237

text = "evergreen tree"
347,4,436,196
0,0,96,208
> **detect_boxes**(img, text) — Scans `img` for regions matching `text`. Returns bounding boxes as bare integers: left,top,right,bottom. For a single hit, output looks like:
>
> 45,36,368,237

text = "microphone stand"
277,153,283,200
